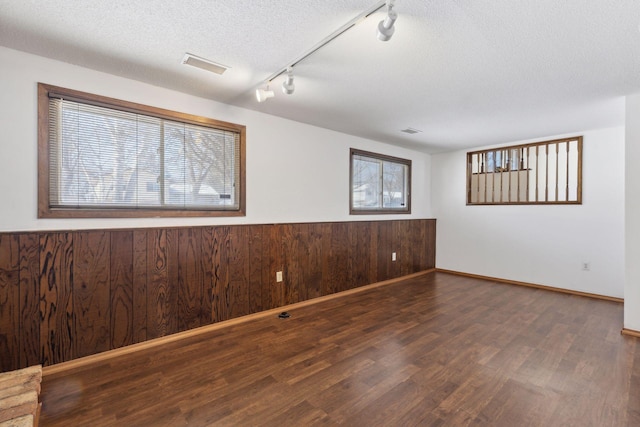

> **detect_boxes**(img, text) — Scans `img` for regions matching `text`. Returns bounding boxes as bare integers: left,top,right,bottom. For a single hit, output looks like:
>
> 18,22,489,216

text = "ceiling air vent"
182,53,230,75
401,127,422,135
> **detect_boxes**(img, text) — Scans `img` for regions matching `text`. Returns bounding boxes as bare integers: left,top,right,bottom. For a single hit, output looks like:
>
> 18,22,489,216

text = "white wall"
625,94,640,330
432,126,625,298
0,47,432,232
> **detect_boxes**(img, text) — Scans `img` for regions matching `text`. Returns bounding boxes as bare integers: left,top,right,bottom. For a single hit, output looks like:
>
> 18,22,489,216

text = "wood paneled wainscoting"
0,219,436,372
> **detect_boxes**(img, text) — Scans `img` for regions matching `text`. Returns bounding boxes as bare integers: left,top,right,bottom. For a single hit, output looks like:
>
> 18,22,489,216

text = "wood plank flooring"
39,272,640,426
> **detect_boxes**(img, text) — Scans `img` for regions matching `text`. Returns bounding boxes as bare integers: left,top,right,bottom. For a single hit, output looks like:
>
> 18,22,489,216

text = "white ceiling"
1,0,639,153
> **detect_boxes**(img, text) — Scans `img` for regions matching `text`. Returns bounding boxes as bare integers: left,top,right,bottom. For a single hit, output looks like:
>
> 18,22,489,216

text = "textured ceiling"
1,0,639,153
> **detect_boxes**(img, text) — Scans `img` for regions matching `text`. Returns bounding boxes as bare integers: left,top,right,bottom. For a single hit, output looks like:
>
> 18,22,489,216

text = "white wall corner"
625,94,640,331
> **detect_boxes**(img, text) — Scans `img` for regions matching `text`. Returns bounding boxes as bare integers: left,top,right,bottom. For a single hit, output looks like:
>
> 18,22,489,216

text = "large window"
467,136,582,205
350,148,411,214
38,83,246,218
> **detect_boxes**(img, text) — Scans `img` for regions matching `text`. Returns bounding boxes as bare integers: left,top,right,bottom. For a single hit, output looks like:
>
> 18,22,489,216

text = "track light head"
255,85,274,102
282,67,295,95
377,0,398,42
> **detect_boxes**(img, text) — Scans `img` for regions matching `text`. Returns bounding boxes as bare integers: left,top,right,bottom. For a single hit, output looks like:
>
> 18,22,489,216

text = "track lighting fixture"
377,0,397,42
255,85,274,102
282,68,295,95
255,1,397,103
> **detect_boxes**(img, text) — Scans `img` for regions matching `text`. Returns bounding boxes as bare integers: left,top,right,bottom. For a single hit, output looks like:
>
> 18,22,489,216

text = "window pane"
55,101,160,208
220,133,239,207
350,149,411,214
352,156,381,208
382,161,407,208
163,121,187,206
163,121,239,209
136,119,162,206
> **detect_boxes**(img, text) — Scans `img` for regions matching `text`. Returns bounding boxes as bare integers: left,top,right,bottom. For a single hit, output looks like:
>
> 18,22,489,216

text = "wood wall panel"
330,222,350,294
411,221,426,273
319,224,334,298
166,229,179,335
349,222,371,289
178,228,202,332
279,224,294,304
74,231,111,358
147,229,169,339
211,226,230,323
228,226,249,319
200,227,215,326
247,225,264,315
259,224,273,312
297,224,312,302
0,219,435,372
39,233,73,366
19,234,41,368
132,230,148,344
282,223,307,305
266,224,284,311
366,222,379,286
0,234,20,371
110,231,134,349
394,220,412,277
376,222,396,280
306,223,325,301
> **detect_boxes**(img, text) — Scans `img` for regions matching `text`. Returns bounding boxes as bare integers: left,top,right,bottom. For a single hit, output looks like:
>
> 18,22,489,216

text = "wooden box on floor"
0,365,42,427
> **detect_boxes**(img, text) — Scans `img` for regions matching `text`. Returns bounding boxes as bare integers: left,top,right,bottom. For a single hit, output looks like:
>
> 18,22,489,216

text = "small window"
467,136,582,205
350,148,411,214
38,83,245,218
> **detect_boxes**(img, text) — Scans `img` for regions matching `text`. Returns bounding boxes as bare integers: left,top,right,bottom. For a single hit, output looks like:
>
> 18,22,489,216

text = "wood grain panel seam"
42,268,435,378
435,268,623,303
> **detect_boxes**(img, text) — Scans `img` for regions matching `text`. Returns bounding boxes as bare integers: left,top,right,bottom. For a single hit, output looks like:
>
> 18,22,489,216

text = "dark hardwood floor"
39,272,640,426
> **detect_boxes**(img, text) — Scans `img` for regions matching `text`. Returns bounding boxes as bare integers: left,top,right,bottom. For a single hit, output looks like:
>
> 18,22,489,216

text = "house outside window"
350,148,411,214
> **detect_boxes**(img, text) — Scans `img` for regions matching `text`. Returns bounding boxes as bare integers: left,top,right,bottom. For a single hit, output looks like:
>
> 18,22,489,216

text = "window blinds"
48,97,240,211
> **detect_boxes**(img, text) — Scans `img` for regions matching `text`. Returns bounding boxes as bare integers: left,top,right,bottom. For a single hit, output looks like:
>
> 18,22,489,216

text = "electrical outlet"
582,262,590,271
392,252,396,261
276,271,283,282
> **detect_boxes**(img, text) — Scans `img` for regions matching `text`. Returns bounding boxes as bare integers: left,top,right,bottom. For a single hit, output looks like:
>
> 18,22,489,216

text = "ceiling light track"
256,0,397,102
